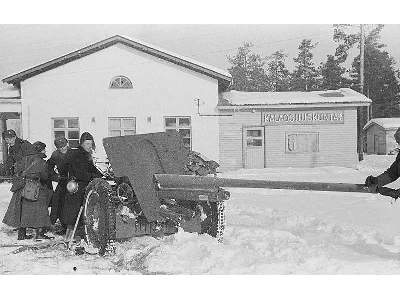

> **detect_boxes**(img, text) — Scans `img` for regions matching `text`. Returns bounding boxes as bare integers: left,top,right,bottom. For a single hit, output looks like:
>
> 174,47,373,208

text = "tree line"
227,25,400,118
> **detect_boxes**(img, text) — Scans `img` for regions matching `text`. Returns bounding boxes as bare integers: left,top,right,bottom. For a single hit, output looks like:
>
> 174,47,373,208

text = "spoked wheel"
83,178,116,256
116,182,134,205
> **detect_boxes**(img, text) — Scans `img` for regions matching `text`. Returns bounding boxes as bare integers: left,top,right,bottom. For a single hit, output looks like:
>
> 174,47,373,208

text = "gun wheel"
83,178,116,256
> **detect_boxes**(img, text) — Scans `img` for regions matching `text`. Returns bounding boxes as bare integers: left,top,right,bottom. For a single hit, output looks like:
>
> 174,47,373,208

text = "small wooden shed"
363,118,400,155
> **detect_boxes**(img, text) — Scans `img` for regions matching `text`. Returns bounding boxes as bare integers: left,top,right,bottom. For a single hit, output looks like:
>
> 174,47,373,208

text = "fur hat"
54,137,68,149
33,141,46,153
80,132,96,150
2,129,16,140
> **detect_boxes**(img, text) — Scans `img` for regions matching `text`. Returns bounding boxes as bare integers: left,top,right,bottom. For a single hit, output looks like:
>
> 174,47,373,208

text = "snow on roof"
219,88,371,106
2,35,232,89
363,118,400,131
115,35,232,78
0,84,20,99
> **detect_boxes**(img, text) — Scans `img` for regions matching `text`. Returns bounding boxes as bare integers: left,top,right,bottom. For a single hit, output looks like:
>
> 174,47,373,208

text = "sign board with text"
262,110,344,126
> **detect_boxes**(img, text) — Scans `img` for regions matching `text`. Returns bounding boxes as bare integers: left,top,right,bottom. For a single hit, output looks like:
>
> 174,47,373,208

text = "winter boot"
17,228,33,240
35,228,53,241
54,224,67,236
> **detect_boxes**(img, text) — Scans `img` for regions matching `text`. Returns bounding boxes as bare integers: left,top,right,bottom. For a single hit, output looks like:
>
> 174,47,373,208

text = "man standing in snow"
47,137,70,232
365,127,400,199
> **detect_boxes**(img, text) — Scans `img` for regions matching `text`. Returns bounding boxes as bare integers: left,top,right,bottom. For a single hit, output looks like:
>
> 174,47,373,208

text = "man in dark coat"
60,132,102,240
2,129,34,176
2,142,52,240
47,137,70,231
365,127,400,198
2,130,37,239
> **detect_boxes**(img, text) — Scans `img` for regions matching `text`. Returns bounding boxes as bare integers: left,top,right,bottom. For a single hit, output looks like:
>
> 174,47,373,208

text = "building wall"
219,107,359,170
385,129,398,154
264,108,357,168
219,110,261,170
20,44,221,161
365,125,386,154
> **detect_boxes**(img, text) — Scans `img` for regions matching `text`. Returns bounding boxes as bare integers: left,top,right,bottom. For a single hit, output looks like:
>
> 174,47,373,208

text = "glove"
365,175,378,193
376,186,400,200
365,175,378,187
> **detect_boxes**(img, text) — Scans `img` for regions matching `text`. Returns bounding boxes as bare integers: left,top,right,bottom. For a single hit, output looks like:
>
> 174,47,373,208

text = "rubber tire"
83,178,116,256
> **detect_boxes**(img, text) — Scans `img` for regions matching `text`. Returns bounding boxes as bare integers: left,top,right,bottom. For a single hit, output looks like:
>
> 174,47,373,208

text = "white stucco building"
0,35,231,163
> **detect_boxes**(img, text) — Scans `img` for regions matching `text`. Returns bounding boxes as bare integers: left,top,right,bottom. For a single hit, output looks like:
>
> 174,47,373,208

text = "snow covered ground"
2,154,400,274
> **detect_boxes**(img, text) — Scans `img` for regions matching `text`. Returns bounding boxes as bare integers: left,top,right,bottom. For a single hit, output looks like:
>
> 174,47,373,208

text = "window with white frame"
52,118,80,148
164,116,192,149
109,76,133,89
108,117,136,137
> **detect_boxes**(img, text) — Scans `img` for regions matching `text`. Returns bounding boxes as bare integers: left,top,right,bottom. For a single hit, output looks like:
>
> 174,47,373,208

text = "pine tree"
291,39,320,91
350,46,400,117
227,42,270,91
333,24,360,64
265,50,291,91
335,25,400,117
319,54,348,90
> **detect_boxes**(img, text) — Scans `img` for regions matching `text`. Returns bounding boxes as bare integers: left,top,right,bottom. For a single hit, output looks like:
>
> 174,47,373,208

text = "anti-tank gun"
82,132,399,256
83,132,228,255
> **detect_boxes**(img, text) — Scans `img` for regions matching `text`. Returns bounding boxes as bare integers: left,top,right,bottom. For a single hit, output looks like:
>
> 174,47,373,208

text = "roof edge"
217,101,371,108
363,119,400,131
2,35,232,90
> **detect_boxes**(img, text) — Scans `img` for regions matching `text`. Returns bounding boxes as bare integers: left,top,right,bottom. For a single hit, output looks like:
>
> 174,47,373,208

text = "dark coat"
60,146,102,225
2,153,52,228
47,149,69,224
3,138,35,176
47,149,69,179
377,152,400,186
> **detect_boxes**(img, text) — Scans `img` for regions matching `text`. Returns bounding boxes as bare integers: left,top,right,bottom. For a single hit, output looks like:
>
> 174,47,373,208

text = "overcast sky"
1,24,400,86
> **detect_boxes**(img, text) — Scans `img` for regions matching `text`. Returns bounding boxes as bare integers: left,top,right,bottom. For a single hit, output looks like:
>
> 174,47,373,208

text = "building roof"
363,118,400,131
2,35,232,90
219,88,371,107
0,84,20,99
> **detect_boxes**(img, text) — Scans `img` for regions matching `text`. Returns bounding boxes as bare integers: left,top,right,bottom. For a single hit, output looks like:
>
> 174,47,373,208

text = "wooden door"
243,127,265,168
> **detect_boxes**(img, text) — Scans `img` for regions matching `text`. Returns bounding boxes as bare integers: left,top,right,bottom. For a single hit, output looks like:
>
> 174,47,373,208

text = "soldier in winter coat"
2,140,53,240
365,127,400,198
2,129,34,176
47,137,70,231
32,141,54,189
59,132,102,240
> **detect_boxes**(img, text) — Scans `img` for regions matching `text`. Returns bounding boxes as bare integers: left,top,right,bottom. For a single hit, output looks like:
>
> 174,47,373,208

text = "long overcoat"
2,153,52,228
59,146,102,225
47,149,69,224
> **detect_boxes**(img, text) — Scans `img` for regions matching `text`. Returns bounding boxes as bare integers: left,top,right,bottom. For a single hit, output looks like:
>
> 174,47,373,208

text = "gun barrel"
154,174,370,194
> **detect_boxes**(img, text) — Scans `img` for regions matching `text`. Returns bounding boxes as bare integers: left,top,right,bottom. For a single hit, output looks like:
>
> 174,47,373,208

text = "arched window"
109,76,133,89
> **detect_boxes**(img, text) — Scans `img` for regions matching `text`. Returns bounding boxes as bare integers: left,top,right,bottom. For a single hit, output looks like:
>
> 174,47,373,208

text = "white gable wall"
20,44,220,161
